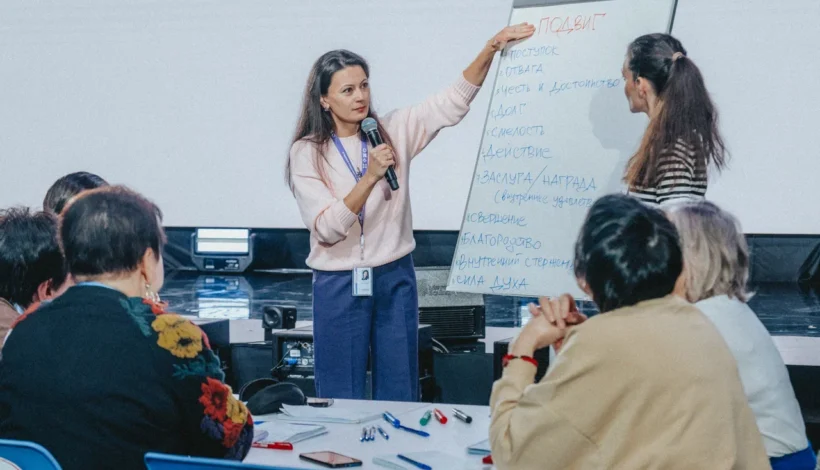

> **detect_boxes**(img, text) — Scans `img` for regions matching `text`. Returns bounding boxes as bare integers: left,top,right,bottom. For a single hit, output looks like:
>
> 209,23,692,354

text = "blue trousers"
312,254,419,401
770,445,817,470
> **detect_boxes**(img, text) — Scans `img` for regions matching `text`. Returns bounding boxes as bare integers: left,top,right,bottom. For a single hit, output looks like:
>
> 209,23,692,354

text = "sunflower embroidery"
151,314,203,359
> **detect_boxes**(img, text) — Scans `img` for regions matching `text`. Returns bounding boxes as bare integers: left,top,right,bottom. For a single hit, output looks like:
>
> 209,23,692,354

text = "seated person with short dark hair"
0,207,69,346
42,171,108,214
0,186,253,469
489,194,769,469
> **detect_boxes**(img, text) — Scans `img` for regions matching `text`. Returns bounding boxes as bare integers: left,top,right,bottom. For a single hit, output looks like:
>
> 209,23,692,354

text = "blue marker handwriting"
465,212,528,227
459,232,542,253
485,125,545,138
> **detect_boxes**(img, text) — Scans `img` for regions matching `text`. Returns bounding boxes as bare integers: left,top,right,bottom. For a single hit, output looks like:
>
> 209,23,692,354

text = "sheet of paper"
276,404,382,424
255,422,328,444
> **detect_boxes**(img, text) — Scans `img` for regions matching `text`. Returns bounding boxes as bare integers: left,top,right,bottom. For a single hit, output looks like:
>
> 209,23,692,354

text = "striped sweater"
628,142,707,207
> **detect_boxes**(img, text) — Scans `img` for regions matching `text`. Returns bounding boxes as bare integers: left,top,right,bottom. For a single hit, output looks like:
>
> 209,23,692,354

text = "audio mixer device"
280,338,316,372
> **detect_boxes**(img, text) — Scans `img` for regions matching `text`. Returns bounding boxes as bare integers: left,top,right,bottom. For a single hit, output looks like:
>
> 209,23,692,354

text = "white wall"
1,0,818,234
0,0,510,229
672,0,820,234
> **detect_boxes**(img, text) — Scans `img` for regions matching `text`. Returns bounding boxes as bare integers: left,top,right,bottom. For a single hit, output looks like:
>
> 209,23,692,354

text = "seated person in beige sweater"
0,207,71,347
490,194,769,469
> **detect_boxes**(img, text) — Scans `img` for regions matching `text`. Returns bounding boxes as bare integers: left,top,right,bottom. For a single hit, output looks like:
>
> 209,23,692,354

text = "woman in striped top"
621,33,727,207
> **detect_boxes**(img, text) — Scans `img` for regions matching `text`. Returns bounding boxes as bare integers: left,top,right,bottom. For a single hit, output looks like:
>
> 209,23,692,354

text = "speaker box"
262,306,297,340
228,342,274,391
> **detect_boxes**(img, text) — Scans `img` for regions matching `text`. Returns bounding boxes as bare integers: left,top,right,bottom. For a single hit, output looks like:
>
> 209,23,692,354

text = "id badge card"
352,267,373,297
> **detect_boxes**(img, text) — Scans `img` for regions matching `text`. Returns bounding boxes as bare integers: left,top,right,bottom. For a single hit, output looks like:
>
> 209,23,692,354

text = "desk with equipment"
243,401,491,469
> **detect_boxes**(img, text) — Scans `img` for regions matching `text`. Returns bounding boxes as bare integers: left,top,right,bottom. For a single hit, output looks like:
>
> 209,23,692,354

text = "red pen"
433,408,448,424
482,455,494,465
252,442,293,451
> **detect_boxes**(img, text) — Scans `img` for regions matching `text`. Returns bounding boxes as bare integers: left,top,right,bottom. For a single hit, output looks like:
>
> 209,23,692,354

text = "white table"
242,400,491,469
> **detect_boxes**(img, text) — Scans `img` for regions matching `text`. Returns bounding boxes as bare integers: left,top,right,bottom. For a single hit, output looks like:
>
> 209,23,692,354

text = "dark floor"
160,270,820,337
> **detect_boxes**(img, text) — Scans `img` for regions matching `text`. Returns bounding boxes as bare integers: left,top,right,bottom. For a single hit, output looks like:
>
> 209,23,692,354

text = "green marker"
420,410,432,426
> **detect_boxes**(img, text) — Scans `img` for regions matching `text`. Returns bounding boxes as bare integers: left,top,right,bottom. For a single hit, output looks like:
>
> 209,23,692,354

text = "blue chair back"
145,452,300,470
0,439,62,469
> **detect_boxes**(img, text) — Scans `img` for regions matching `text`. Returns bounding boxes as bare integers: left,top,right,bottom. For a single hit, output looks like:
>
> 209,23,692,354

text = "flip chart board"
448,0,677,297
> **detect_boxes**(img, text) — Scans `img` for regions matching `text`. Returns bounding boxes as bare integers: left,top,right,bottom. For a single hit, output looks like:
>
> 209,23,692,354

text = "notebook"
275,404,382,424
253,422,328,444
467,438,491,456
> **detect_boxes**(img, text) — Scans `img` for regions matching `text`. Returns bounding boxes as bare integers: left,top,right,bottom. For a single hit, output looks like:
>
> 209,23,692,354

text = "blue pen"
383,412,429,437
383,411,400,428
397,454,432,470
398,425,430,437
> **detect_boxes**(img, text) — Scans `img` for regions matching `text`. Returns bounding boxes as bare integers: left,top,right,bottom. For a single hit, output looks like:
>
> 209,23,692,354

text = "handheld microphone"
361,117,399,191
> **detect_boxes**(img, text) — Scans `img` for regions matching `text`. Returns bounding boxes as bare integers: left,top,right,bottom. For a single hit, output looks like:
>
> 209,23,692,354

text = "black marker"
453,408,473,424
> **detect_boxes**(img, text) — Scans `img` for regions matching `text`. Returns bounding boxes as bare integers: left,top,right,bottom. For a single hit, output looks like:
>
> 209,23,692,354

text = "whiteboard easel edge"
446,2,518,293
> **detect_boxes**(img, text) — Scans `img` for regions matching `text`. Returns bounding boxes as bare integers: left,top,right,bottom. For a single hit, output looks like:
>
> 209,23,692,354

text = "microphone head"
361,117,378,133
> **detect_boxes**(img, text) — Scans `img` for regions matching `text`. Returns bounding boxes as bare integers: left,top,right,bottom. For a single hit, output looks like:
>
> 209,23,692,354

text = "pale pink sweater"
290,75,480,271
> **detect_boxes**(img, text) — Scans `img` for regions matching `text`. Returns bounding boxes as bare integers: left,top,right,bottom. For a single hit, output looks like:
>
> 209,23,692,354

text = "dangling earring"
144,282,161,304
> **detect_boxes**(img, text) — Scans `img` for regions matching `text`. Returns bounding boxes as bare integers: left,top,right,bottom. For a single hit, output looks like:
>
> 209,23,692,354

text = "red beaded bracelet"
502,354,538,368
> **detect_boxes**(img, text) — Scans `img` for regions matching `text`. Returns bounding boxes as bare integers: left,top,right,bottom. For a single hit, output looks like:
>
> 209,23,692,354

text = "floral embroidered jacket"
0,285,253,469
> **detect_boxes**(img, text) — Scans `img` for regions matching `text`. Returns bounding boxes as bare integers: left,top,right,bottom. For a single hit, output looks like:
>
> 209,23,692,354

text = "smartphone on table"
299,451,362,468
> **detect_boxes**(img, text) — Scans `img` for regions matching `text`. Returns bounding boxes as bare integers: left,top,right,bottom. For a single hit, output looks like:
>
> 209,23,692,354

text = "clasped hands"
509,294,587,357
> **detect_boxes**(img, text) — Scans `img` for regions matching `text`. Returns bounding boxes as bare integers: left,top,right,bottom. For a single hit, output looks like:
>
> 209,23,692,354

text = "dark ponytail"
624,33,727,187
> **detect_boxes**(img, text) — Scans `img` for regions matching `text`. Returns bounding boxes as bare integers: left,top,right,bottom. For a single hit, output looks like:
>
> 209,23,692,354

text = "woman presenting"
287,24,535,401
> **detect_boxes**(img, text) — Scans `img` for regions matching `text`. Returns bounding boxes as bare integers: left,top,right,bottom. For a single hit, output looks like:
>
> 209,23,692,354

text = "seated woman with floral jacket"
0,186,253,470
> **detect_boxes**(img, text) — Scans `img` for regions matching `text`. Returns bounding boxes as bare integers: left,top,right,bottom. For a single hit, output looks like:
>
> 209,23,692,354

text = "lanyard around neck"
330,132,369,228
331,132,369,261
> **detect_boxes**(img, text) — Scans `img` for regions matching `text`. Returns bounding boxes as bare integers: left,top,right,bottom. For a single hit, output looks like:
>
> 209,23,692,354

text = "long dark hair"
43,171,109,215
624,33,727,187
286,50,394,191
574,194,682,313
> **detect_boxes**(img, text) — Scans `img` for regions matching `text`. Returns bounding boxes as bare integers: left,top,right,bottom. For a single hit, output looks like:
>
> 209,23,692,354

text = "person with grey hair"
667,201,816,470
